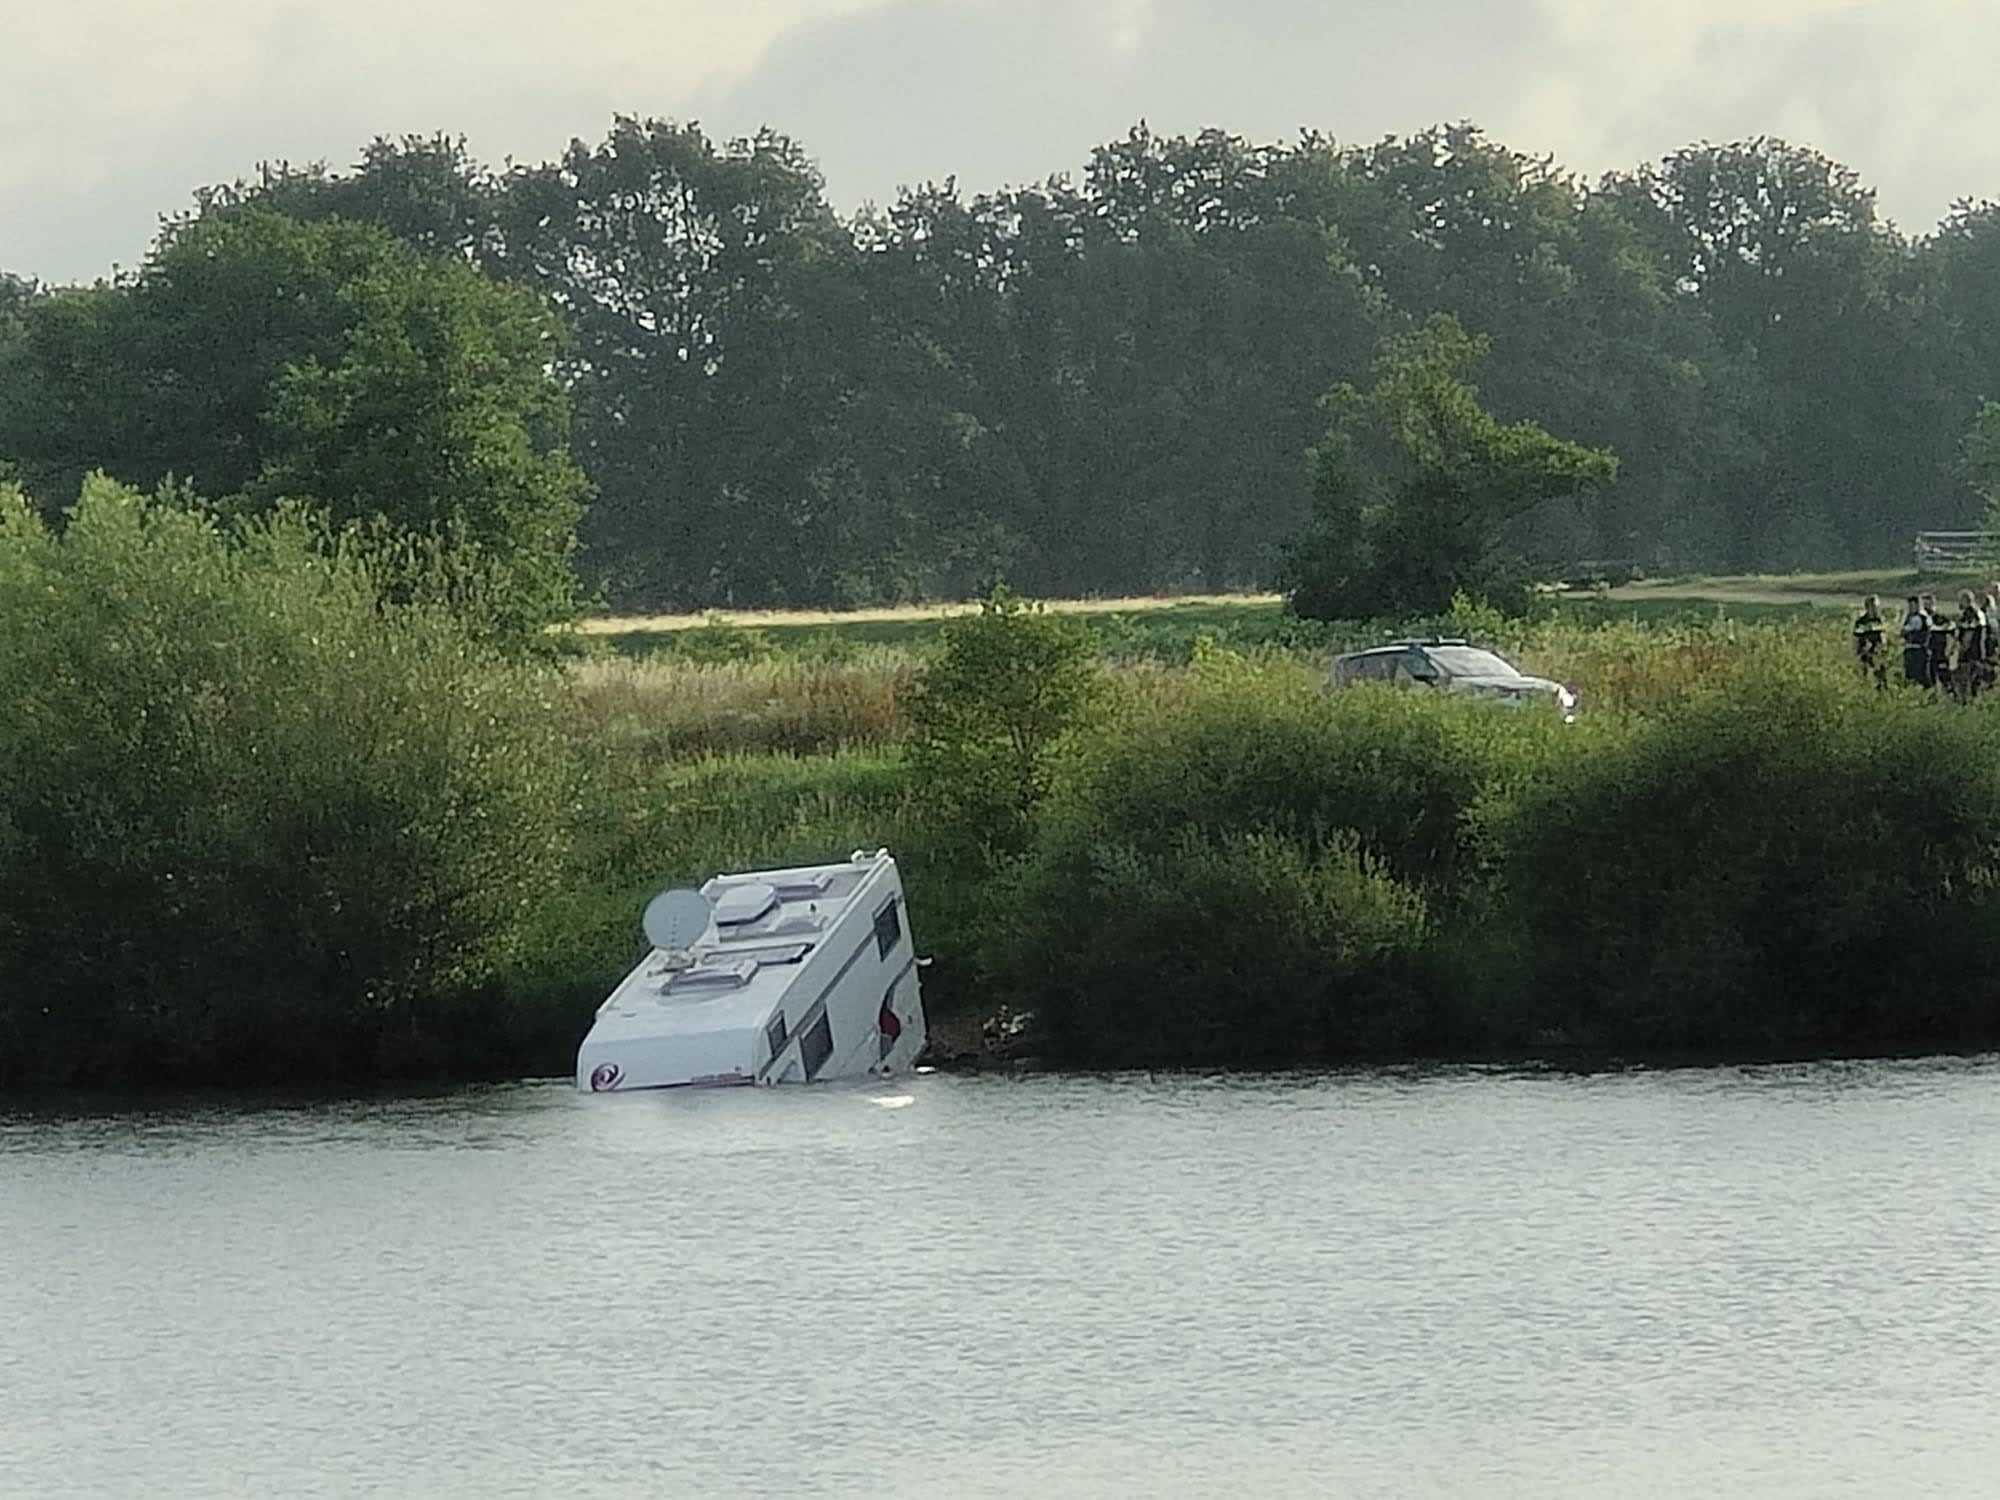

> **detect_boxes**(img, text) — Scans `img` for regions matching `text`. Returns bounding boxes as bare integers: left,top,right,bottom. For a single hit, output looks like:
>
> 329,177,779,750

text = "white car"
1327,639,1578,720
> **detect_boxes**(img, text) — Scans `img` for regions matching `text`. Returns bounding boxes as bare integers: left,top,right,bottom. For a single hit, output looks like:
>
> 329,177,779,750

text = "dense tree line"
0,212,587,641
3,120,1998,610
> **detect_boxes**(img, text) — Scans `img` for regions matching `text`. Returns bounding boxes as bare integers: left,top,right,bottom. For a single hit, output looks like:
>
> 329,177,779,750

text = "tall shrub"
1500,669,2000,1050
1286,315,1617,620
0,479,571,1087
906,590,1101,863
993,666,1563,1062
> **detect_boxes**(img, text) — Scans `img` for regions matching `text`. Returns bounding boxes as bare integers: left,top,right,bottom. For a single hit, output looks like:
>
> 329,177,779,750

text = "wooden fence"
1914,532,2000,570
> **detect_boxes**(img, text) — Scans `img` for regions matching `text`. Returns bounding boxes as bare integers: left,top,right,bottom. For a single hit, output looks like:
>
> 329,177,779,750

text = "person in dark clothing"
1960,591,1994,698
1924,594,1953,690
1853,594,1887,685
1901,595,1933,686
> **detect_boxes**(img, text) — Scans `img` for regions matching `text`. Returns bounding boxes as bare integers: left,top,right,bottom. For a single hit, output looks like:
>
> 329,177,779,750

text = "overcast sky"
5,0,1995,284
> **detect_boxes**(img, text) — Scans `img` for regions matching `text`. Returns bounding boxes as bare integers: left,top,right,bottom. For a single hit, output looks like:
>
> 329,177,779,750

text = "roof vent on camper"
711,881,779,926
770,871,833,899
661,958,760,993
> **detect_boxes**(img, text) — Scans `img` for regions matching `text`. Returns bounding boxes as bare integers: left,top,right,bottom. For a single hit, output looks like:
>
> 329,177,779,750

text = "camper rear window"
873,899,902,959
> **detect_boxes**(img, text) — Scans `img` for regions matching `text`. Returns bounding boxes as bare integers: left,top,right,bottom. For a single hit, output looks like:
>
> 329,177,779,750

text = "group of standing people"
1852,590,2000,696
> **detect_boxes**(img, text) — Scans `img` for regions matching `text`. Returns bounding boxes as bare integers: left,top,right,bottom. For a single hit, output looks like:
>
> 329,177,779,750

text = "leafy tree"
1270,127,1754,574
248,237,589,635
0,210,587,637
885,129,1382,597
21,118,2000,607
494,118,853,607
1603,139,1952,564
1930,201,2000,385
1970,403,2000,517
181,134,498,262
0,272,32,479
0,477,572,1086
1287,315,1617,618
907,590,1101,863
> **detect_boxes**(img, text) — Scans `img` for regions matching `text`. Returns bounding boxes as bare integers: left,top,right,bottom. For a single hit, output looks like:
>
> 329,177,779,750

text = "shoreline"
7,1026,1994,1108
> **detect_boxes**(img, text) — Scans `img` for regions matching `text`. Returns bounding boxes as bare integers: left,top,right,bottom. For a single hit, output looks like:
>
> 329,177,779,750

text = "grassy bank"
12,511,2000,1089
533,601,2000,1076
578,569,1985,658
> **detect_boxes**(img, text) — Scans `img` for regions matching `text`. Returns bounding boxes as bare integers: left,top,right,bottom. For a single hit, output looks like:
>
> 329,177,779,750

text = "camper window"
800,1012,834,1080
873,899,902,959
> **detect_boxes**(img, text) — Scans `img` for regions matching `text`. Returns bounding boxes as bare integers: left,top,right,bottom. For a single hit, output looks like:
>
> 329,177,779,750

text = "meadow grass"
575,573,1961,659
567,651,916,759
16,533,1975,1088
563,600,1862,761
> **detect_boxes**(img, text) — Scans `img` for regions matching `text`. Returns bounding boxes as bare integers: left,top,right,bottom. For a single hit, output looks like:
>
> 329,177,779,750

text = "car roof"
1336,638,1475,659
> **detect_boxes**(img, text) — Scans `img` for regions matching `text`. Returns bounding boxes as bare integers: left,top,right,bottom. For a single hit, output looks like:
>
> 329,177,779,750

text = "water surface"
7,1062,2000,1497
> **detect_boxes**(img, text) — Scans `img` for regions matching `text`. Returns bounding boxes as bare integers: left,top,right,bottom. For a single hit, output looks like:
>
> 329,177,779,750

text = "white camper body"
576,850,926,1093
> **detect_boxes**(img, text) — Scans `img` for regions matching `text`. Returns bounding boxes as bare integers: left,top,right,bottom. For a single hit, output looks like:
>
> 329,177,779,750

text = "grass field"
578,573,1978,657
581,596,1303,658
579,593,1288,654
1604,569,1996,609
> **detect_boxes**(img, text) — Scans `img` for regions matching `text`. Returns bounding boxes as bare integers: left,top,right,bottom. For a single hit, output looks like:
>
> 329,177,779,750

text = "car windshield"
1422,646,1520,678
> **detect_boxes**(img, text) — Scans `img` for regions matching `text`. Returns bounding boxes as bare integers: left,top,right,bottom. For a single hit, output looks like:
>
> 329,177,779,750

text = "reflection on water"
8,1062,2000,1497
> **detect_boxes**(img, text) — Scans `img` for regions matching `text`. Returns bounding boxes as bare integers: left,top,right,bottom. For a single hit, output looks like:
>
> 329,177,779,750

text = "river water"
7,1062,2000,1497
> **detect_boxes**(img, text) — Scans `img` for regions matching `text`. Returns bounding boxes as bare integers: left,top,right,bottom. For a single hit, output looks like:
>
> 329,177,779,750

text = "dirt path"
578,592,1284,636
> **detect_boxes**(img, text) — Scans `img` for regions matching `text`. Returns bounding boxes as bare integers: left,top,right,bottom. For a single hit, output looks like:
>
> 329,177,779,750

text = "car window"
1422,646,1519,678
1392,652,1440,688
1338,653,1394,682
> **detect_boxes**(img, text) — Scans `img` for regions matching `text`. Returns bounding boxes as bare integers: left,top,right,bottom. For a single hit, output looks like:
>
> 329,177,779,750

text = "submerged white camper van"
575,850,926,1092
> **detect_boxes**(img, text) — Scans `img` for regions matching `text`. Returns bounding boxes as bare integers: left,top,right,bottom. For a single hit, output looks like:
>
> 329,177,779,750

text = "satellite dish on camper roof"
643,889,714,955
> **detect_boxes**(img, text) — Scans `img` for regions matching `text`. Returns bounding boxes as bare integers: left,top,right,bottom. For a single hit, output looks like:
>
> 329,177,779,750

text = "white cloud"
0,0,892,277
1104,0,1161,55
2,0,1996,280
1520,0,1999,221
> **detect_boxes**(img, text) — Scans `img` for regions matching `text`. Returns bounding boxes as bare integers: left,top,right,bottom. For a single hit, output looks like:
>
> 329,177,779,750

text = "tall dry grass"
565,611,1861,764
567,651,919,759
1513,616,1846,717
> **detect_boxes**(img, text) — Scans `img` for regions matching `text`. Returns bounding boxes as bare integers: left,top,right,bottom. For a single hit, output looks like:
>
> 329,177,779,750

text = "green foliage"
47,118,2000,605
1287,315,1618,620
188,134,499,261
0,478,572,1087
1004,829,1429,1066
660,615,780,665
0,210,588,643
906,590,1102,862
1499,668,2000,1050
989,668,1567,1063
1065,663,1556,892
0,272,29,471
246,226,589,639
1970,402,2000,517
496,118,886,609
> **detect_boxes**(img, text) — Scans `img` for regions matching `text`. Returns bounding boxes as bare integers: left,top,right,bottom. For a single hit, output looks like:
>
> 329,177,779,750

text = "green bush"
1002,829,1430,1066
1499,667,2000,1051
1056,659,1562,896
990,666,1565,1062
662,614,780,665
907,589,1102,862
0,478,572,1087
